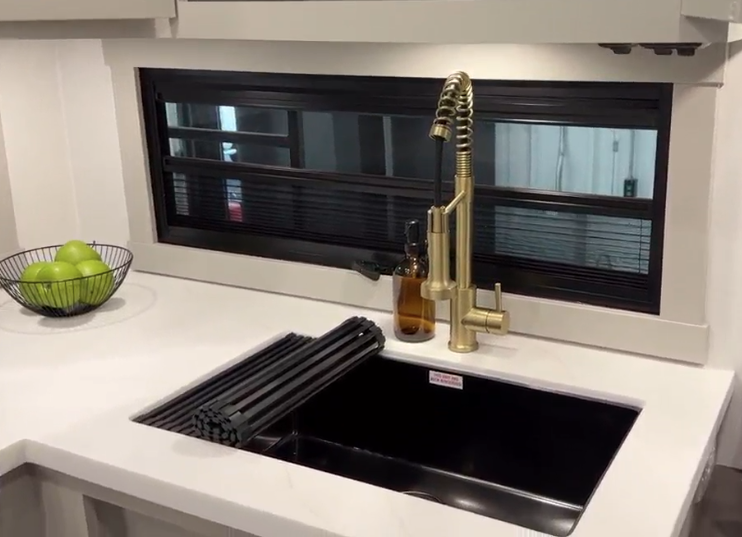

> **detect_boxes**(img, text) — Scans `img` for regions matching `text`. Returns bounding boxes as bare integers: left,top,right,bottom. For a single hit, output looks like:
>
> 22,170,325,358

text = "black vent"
140,69,671,313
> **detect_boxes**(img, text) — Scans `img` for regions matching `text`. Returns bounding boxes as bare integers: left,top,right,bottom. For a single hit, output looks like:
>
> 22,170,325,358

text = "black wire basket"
0,243,133,318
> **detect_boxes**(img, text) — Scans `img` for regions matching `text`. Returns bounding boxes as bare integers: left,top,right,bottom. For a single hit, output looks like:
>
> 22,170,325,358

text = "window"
140,69,671,313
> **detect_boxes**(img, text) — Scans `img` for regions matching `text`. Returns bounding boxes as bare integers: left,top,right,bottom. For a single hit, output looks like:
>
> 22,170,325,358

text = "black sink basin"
243,355,640,536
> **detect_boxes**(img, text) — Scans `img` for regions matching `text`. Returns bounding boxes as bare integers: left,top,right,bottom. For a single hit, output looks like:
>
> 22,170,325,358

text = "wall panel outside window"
0,110,18,258
139,69,671,313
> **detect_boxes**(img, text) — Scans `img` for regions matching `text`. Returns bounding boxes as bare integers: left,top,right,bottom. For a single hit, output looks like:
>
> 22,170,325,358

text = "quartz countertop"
0,271,733,537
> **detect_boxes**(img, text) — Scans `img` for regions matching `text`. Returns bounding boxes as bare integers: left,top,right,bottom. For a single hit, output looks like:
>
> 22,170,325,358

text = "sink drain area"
401,491,443,504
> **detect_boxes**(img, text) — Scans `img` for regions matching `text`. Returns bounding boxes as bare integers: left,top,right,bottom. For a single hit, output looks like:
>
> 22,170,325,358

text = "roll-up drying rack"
134,317,385,448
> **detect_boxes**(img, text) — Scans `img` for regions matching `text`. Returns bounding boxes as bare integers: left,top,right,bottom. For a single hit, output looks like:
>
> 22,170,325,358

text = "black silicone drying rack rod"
218,322,381,433
226,321,380,417
193,322,384,447
218,318,377,414
242,332,383,438
136,334,311,432
163,334,314,434
198,318,383,447
137,334,308,429
195,317,373,419
163,336,315,433
191,333,381,447
189,335,322,426
191,317,379,445
193,317,385,446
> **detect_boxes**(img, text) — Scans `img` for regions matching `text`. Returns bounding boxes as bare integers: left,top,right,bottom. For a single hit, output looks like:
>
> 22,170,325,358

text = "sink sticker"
429,370,463,390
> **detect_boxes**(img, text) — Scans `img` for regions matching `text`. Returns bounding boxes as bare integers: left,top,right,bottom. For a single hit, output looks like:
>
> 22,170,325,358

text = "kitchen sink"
243,355,640,536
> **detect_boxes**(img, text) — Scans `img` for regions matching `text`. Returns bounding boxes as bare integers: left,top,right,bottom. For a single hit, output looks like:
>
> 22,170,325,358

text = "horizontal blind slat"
171,173,652,279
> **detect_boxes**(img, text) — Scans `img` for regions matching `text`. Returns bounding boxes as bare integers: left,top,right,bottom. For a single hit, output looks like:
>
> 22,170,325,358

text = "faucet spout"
421,71,510,353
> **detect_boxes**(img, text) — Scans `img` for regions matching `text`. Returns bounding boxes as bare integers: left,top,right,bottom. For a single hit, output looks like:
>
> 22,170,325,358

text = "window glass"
166,103,288,134
144,69,670,313
299,111,656,199
487,207,651,274
301,111,392,176
169,138,290,167
494,124,656,199
172,173,189,216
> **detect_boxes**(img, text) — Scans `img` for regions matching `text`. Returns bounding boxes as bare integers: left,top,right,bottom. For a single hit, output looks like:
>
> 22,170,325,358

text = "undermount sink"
243,355,640,536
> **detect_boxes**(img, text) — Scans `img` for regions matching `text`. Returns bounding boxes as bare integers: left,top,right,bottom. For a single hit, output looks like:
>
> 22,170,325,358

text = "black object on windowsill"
352,260,388,281
186,317,384,447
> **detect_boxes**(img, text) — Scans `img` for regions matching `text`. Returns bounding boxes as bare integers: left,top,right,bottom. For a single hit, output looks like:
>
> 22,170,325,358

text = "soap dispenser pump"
393,219,436,342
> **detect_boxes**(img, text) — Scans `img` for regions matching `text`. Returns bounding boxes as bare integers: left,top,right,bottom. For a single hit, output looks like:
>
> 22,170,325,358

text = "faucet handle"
490,282,510,335
494,282,504,313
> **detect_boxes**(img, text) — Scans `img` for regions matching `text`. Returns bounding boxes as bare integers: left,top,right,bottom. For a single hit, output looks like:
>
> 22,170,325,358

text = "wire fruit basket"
0,243,133,318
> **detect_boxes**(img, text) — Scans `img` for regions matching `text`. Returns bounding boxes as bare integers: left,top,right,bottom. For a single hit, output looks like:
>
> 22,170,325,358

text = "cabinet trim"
0,0,175,22
682,0,740,22
174,0,728,44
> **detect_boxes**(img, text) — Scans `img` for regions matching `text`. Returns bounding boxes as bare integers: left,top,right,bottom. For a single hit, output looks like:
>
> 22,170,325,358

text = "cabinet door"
0,467,44,537
36,468,259,537
0,0,175,21
91,499,258,537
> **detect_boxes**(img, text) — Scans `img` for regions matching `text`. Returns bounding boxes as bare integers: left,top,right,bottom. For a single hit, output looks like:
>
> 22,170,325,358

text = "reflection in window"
167,103,657,201
172,173,189,216
297,112,655,199
226,178,242,223
168,138,290,167
168,106,658,273
299,112,490,184
166,103,292,223
300,111,387,175
494,124,656,199
489,207,651,274
165,102,288,134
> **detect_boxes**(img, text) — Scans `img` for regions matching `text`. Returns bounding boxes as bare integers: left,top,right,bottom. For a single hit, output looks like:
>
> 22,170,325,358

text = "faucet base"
449,287,479,352
448,340,479,353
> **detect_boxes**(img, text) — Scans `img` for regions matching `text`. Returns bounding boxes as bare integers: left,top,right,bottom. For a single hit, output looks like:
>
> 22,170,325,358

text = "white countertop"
0,271,733,537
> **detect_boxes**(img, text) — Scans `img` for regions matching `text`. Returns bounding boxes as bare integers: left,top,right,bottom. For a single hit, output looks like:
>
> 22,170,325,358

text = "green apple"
77,260,114,305
37,262,82,309
19,261,50,307
55,240,101,266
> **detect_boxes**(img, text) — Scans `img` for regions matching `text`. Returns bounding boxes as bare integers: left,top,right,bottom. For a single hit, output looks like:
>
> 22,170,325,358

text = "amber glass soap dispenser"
393,219,435,342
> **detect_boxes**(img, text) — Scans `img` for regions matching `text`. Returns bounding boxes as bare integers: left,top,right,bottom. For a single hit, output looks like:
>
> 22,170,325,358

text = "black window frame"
139,68,672,314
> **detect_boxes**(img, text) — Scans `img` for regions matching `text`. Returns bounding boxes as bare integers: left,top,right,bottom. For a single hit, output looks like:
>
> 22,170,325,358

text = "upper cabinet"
0,0,175,21
0,0,737,45
172,0,737,45
683,0,741,23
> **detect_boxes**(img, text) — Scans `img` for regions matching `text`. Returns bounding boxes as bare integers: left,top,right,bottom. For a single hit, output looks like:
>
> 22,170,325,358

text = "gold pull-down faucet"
420,71,510,353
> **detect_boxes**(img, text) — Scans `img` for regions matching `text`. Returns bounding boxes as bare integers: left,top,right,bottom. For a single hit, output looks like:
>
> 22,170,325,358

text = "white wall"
2,38,742,465
0,40,128,249
0,40,78,248
706,42,742,468
55,40,129,248
0,95,18,258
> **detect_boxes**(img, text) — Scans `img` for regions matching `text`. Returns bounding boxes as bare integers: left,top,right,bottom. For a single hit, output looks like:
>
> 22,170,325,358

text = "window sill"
129,240,709,364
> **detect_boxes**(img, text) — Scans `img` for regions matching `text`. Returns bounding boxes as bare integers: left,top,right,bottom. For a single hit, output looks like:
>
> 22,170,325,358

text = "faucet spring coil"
433,72,474,154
